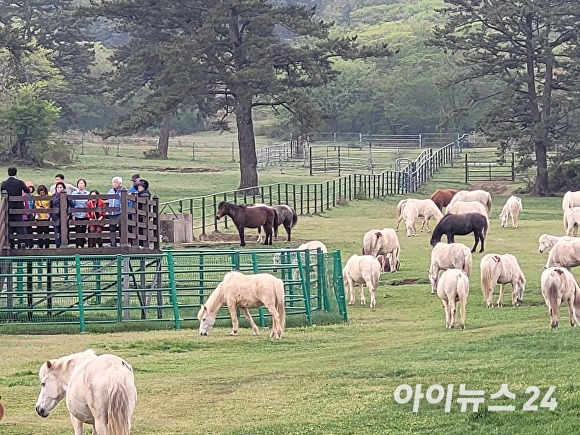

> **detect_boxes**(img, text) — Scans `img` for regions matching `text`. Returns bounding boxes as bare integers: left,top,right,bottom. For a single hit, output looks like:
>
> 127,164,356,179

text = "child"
86,190,106,248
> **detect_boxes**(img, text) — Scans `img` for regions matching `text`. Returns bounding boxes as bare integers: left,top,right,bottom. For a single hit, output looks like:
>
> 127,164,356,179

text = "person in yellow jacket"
35,185,52,248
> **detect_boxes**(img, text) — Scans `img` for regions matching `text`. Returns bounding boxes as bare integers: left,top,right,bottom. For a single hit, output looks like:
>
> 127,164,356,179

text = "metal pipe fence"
0,248,347,331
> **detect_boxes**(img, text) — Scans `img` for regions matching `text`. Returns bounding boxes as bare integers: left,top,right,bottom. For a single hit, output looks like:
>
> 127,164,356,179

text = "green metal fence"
160,141,461,236
0,249,347,332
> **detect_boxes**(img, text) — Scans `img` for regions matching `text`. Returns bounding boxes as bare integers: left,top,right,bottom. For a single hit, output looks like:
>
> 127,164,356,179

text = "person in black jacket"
50,182,74,248
1,167,30,248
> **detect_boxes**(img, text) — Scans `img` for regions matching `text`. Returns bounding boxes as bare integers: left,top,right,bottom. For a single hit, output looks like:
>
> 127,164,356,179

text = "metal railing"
160,141,460,237
0,248,347,331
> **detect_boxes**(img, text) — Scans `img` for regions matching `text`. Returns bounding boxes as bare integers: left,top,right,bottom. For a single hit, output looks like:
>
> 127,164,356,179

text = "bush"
549,163,580,192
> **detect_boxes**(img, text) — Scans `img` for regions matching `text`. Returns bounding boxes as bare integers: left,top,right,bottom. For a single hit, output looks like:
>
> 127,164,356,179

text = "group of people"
1,168,152,249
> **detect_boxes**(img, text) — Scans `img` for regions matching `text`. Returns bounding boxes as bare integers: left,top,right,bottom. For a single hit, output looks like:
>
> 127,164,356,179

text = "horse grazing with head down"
36,349,137,435
216,201,277,246
430,213,488,253
197,271,285,338
537,234,574,253
428,242,472,294
362,228,401,272
541,267,580,329
430,189,457,211
480,254,526,308
437,269,470,330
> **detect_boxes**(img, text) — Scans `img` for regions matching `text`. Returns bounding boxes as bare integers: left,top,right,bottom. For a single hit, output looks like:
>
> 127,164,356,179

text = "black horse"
216,202,277,246
430,213,488,253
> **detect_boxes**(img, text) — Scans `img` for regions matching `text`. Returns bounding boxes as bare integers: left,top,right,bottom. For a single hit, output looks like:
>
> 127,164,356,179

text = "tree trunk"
235,95,259,193
157,113,170,159
532,139,549,196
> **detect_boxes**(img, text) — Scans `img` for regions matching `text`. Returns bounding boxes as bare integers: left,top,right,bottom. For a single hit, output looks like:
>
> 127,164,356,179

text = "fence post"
201,196,206,236
191,142,195,160
465,154,469,183
332,251,347,321
309,147,313,176
75,254,86,333
116,255,123,323
251,252,266,327
489,162,492,180
512,152,515,181
167,250,181,329
337,146,341,176
120,190,128,246
296,250,312,324
213,195,218,232
60,193,69,247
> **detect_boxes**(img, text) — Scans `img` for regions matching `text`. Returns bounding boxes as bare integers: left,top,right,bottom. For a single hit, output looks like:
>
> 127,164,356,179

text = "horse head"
499,212,508,228
36,360,67,418
216,201,228,219
197,304,216,336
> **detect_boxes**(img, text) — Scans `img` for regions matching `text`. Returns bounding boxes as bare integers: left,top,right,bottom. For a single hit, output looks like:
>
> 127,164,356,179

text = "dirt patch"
471,181,510,195
139,167,223,173
389,278,420,286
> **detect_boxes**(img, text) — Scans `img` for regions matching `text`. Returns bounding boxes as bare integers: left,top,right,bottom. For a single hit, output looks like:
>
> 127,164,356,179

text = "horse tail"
486,193,492,215
547,272,560,313
463,249,472,277
107,368,132,435
291,208,298,228
271,209,279,238
480,256,496,302
275,279,286,331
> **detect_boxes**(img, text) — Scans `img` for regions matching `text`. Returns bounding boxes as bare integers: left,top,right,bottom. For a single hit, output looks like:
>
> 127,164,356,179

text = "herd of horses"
35,188,580,434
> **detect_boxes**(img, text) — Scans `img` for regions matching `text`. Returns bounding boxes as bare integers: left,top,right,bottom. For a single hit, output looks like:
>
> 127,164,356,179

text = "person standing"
1,167,30,248
86,190,106,248
49,174,77,195
50,182,74,248
107,176,123,247
35,185,52,249
136,180,151,248
71,178,89,248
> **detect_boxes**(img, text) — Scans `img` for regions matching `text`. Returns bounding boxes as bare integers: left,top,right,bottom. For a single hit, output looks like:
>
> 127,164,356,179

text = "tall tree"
86,0,389,191
430,0,580,195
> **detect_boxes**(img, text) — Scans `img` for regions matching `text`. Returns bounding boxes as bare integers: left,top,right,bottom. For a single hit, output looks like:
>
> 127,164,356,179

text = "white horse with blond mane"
538,234,575,253
448,189,492,215
564,207,580,236
545,239,580,269
541,267,580,329
395,199,443,232
362,228,400,272
437,269,470,330
36,349,137,435
428,242,472,294
499,196,522,228
400,202,419,237
197,271,285,338
480,254,526,308
342,254,381,308
562,191,580,230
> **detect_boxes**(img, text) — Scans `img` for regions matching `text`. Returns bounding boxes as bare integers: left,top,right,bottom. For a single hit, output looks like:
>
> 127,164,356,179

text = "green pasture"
0,162,576,433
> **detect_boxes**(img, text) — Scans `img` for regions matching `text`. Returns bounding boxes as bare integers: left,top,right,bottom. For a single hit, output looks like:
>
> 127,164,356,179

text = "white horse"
499,196,523,228
197,271,285,338
401,202,419,237
342,254,382,308
545,239,580,269
36,349,137,435
446,200,489,218
428,242,472,294
273,240,328,281
395,198,443,232
362,228,400,272
562,191,580,230
538,234,575,253
448,189,492,215
565,207,580,236
437,269,470,330
480,254,526,307
541,267,580,329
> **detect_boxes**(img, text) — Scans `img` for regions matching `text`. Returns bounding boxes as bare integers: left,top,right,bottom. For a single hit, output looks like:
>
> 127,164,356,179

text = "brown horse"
430,189,457,211
216,202,277,246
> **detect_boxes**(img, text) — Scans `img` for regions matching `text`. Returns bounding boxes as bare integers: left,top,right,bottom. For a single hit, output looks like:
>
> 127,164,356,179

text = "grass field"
0,156,576,434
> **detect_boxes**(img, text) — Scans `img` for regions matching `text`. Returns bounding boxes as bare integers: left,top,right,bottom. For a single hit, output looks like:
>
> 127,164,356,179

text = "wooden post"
60,193,69,247
512,152,516,181
120,189,129,247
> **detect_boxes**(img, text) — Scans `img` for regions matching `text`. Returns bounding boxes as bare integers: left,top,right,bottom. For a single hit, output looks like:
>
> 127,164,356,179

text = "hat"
131,173,140,181
137,179,149,189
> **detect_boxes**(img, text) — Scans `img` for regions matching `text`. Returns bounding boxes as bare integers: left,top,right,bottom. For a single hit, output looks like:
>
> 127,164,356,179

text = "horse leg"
264,223,273,245
347,280,355,305
227,304,240,335
511,283,518,307
497,284,505,307
425,216,431,233
93,418,107,435
70,413,84,435
447,233,454,244
479,230,485,252
285,223,291,242
449,297,457,328
241,307,260,335
264,302,283,338
256,227,262,243
238,226,246,247
419,216,427,232
460,295,467,330
359,284,366,306
512,214,517,229
442,300,450,328
471,232,478,252
568,297,577,327
369,282,376,308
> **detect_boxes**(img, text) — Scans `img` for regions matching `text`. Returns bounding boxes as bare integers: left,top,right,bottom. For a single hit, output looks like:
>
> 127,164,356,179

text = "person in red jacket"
86,190,107,248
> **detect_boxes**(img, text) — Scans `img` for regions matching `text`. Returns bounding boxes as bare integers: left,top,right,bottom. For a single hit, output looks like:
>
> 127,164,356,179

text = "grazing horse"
430,213,488,253
362,228,401,271
499,196,523,228
197,271,285,338
545,239,580,269
216,201,277,246
251,204,298,242
428,242,472,294
36,349,137,435
395,199,443,232
538,234,574,253
448,189,492,215
342,254,382,308
480,254,526,307
437,269,470,329
430,189,457,211
541,267,580,329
